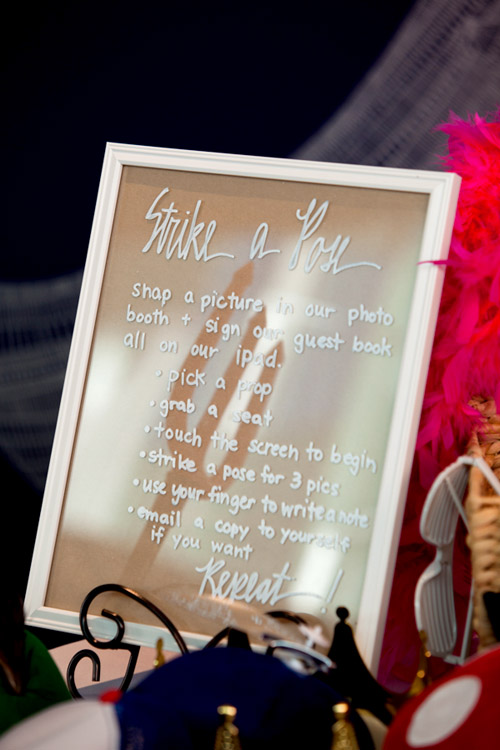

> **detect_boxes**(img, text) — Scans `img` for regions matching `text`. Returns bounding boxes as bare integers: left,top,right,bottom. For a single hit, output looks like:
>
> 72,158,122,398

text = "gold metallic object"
215,705,241,750
407,630,431,698
153,637,165,669
331,702,360,750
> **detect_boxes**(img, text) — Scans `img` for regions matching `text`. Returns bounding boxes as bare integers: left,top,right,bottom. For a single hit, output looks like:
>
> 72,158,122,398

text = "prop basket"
466,397,500,650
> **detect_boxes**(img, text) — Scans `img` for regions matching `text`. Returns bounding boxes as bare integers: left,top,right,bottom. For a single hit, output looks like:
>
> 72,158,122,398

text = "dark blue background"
5,1,415,280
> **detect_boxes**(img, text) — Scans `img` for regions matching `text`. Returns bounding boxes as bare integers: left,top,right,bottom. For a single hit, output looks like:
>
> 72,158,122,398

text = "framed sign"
25,144,460,670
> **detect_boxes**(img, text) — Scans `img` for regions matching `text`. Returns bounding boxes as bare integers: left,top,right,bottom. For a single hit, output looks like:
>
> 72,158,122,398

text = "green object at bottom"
0,630,71,735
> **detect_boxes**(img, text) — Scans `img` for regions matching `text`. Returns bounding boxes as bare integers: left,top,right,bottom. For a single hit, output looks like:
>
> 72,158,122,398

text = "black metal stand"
67,583,188,698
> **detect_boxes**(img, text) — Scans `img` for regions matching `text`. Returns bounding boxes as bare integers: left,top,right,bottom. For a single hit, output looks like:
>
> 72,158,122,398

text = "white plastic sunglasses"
414,454,500,664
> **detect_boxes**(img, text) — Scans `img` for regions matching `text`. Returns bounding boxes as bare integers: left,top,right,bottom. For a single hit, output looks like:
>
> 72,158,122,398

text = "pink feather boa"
379,109,500,690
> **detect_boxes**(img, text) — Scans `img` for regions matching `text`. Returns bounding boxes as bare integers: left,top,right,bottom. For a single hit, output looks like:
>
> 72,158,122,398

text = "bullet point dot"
133,478,140,487
155,370,162,377
149,400,156,407
139,450,146,458
128,506,134,513
144,425,151,434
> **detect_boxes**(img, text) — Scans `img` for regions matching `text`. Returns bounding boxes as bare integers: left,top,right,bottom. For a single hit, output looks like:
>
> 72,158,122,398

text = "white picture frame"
25,143,460,671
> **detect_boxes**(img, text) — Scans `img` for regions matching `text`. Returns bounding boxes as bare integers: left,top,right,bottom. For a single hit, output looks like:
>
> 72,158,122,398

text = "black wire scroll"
67,583,189,699
67,584,320,699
